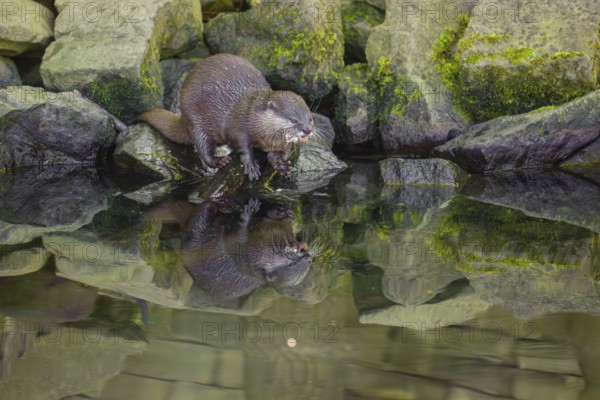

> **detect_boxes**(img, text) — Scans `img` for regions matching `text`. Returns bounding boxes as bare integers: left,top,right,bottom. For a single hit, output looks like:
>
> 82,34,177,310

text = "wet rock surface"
0,86,117,169
434,91,600,173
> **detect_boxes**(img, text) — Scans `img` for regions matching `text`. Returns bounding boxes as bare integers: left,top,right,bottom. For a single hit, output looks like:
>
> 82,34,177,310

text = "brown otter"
149,198,312,303
137,54,315,180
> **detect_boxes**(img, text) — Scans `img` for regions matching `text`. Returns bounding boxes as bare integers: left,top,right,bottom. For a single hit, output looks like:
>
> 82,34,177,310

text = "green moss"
434,17,596,122
265,20,343,98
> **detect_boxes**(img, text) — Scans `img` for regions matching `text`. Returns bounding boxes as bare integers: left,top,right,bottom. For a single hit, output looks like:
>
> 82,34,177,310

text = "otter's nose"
301,126,311,136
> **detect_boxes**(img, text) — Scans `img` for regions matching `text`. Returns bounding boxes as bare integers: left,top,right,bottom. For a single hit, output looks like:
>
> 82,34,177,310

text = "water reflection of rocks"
1,163,600,398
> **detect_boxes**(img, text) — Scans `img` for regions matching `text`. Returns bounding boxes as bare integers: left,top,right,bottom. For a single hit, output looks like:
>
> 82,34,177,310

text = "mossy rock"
0,1,54,56
365,0,471,152
40,0,203,124
205,0,344,100
434,0,600,122
114,123,207,180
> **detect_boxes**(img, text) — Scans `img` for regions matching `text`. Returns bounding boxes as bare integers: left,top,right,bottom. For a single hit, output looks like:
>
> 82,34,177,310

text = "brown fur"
136,54,314,180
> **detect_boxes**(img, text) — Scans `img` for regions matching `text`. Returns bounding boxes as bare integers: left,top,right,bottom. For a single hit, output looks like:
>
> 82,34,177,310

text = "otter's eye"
289,118,298,124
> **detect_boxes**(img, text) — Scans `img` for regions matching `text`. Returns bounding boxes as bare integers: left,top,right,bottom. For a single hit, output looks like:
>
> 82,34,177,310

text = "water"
1,162,600,399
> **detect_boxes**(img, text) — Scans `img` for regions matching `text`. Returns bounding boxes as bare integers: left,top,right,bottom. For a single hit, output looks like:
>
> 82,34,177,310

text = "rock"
205,0,344,100
114,123,207,180
0,86,117,169
0,166,108,244
160,58,196,113
333,64,379,145
40,0,203,124
341,1,384,63
379,158,465,185
0,243,48,276
0,56,21,88
0,1,54,56
433,91,600,173
366,0,470,151
294,116,347,173
561,136,600,166
459,169,600,232
447,0,600,122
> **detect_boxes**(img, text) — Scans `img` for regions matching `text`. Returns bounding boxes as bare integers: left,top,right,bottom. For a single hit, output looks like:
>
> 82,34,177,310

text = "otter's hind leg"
188,122,231,168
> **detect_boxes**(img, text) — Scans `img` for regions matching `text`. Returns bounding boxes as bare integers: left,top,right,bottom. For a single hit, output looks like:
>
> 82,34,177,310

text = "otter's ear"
267,101,278,112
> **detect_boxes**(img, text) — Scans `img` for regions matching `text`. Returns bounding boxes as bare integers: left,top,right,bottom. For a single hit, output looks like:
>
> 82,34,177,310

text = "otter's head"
267,91,315,144
247,236,312,287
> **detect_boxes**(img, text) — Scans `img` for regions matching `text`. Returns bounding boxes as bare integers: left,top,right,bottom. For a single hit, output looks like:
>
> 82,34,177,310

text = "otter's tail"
136,109,190,144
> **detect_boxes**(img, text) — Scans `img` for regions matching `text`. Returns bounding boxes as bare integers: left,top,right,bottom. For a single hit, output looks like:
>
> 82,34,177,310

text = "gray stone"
454,0,600,122
205,0,344,100
562,136,600,166
0,1,54,56
434,91,600,173
0,56,21,88
0,86,117,169
114,123,207,180
40,0,203,123
366,0,471,151
380,158,466,185
0,166,109,244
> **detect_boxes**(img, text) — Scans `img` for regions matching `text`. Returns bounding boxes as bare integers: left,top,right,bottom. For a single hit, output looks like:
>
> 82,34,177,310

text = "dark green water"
1,162,600,399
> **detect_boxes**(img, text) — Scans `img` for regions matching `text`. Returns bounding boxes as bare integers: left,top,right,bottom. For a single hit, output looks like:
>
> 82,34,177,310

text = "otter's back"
180,54,270,142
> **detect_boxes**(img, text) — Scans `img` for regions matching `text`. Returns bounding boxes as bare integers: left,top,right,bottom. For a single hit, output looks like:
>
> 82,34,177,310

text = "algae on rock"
434,0,600,122
365,0,471,152
205,0,344,100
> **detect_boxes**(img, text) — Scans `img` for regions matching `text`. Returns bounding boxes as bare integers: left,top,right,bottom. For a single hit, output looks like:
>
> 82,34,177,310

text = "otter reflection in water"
155,198,312,301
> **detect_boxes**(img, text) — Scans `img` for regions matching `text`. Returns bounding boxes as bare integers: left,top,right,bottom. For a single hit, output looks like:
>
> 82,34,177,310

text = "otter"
150,198,312,302
137,54,315,181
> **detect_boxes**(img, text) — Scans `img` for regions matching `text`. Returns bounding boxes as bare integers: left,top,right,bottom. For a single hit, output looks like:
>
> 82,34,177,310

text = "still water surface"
1,162,600,399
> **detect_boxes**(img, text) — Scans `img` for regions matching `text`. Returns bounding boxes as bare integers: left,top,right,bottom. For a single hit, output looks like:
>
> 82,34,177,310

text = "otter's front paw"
273,159,293,177
216,156,231,167
244,161,261,181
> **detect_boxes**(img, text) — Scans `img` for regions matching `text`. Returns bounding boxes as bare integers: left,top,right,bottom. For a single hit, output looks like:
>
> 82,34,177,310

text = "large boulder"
40,0,203,123
205,0,344,100
0,86,117,169
0,1,54,56
0,56,21,87
365,0,471,152
443,0,600,122
433,90,600,173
